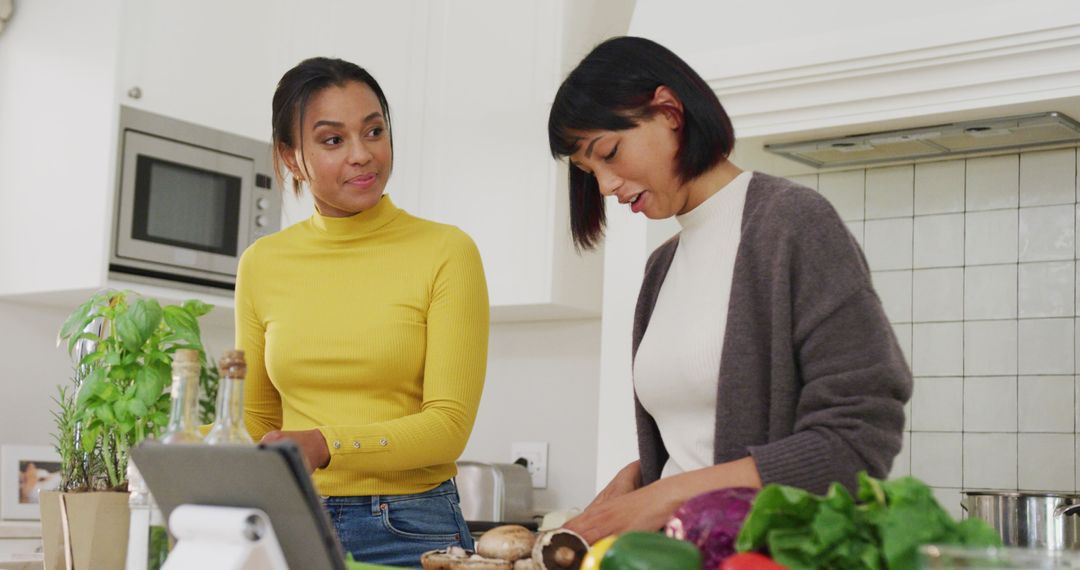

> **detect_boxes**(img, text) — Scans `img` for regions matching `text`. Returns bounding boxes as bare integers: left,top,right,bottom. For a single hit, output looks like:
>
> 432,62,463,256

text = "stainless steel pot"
963,491,1080,549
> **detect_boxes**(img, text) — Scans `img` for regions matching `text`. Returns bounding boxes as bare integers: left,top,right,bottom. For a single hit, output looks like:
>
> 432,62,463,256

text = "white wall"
462,319,601,512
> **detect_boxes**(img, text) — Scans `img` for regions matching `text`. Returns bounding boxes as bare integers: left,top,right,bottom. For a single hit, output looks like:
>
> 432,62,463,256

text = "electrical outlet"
511,441,548,488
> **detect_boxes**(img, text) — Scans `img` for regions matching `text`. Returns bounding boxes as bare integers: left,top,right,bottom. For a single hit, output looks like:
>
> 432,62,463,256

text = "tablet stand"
162,505,288,570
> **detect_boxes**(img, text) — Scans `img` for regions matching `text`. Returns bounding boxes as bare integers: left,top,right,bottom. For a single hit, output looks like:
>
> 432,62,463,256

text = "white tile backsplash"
913,268,963,322
890,432,911,478
964,376,1017,432
931,487,965,521
819,170,865,221
1019,205,1075,262
966,209,1019,266
965,321,1018,376
1020,149,1076,207
912,432,963,487
914,214,964,269
1018,434,1075,492
1018,376,1075,433
790,174,819,191
866,218,914,271
914,322,964,376
812,150,1080,492
965,264,1018,320
911,377,963,431
964,433,1018,489
915,160,965,215
873,270,912,323
1019,261,1075,318
1018,318,1074,375
867,165,914,219
967,154,1019,211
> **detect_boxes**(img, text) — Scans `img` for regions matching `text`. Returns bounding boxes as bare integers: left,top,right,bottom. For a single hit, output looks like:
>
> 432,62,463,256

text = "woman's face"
282,81,392,217
568,103,689,220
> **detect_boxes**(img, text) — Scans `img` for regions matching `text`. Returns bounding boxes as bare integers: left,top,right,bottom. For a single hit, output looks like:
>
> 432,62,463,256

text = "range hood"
764,112,1080,169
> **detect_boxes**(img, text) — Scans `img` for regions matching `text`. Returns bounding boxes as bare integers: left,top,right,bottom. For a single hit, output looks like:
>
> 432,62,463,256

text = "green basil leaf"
128,398,149,417
163,305,201,341
95,404,116,423
58,298,96,343
182,299,213,318
135,362,170,406
76,368,106,410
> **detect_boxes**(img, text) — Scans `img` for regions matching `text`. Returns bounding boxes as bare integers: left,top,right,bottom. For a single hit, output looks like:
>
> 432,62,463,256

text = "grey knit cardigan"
632,172,912,494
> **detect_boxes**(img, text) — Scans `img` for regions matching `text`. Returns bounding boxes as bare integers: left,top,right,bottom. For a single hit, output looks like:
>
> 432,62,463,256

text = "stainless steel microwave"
110,106,280,291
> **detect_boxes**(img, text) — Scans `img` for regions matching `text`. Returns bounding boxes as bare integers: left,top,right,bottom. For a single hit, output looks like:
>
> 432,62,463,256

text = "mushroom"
513,559,542,570
476,524,537,563
453,555,513,570
421,546,472,570
531,529,589,570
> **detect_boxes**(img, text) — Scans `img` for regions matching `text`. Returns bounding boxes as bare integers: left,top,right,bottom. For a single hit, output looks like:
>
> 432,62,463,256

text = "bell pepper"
719,553,787,570
582,535,618,570
597,532,702,570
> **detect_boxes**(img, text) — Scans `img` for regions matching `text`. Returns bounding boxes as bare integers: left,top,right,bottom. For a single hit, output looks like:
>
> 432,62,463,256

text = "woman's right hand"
587,460,642,509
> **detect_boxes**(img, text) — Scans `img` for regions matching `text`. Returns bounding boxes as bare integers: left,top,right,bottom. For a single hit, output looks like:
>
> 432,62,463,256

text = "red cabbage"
665,487,759,569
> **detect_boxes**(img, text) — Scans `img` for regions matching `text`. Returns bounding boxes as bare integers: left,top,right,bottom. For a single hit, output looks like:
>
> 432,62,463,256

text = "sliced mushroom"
451,554,513,570
531,529,589,570
476,524,537,562
513,558,542,570
421,547,468,570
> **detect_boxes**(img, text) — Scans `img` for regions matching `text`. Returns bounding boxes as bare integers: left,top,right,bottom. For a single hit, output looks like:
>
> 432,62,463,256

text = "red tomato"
719,552,787,570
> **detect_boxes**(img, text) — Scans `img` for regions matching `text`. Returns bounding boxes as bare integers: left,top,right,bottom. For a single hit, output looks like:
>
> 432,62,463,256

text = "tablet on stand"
130,441,347,570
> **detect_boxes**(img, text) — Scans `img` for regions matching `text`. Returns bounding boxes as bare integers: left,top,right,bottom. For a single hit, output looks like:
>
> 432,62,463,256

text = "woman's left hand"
261,429,330,473
562,478,683,544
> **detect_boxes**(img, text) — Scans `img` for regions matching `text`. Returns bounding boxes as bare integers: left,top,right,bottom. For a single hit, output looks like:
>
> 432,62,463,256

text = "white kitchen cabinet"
410,0,601,319
0,1,600,321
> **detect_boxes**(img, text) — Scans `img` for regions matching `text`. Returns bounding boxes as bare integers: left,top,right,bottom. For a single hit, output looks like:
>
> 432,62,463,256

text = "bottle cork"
219,349,246,378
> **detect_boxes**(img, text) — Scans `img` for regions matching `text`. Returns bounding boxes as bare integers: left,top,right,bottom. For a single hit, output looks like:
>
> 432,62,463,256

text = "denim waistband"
321,479,458,512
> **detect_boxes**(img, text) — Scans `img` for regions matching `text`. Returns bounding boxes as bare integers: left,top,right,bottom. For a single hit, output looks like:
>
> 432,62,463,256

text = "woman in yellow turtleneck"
235,57,489,567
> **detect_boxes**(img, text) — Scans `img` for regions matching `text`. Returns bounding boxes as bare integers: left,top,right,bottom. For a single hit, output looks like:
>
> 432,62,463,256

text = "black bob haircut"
547,36,735,250
271,57,393,196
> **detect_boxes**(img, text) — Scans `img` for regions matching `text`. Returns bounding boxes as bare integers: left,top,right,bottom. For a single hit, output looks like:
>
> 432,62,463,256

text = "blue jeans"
322,480,474,568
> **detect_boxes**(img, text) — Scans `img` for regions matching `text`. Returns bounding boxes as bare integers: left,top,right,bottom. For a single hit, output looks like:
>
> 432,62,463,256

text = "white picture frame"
1,444,62,521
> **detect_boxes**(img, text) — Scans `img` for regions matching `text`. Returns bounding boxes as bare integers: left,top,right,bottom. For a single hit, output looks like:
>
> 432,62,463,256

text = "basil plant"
54,290,219,492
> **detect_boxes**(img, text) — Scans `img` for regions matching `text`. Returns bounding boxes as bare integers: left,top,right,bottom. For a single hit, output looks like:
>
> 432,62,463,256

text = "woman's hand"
563,476,682,544
261,429,330,473
588,460,642,508
563,456,762,544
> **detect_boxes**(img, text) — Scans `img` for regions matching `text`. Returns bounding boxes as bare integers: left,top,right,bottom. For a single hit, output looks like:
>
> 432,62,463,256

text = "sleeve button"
332,440,341,449
353,441,362,449
379,438,388,447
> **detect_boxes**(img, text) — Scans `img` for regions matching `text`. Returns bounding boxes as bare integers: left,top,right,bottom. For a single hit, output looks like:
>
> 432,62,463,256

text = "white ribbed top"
633,171,752,478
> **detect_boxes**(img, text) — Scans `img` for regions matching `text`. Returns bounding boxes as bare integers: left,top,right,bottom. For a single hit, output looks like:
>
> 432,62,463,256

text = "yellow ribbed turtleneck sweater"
234,195,489,496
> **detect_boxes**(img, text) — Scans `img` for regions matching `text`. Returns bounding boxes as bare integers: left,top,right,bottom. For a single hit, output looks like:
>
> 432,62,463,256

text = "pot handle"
1054,504,1080,517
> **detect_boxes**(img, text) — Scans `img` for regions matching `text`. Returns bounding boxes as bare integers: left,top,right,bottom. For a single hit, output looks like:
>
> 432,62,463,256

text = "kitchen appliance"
110,106,279,291
962,491,1080,550
455,461,536,531
765,111,1080,169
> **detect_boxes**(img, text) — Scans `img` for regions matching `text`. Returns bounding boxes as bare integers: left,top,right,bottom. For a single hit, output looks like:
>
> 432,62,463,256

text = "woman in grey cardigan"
547,36,912,544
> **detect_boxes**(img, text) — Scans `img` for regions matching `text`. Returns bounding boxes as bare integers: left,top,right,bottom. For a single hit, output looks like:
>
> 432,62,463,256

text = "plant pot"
38,491,66,570
39,491,130,570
